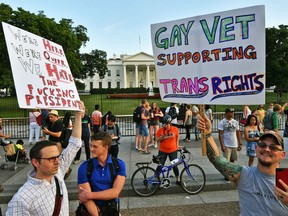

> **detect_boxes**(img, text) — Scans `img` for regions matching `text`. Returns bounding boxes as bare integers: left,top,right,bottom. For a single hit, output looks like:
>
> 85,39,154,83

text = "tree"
266,25,288,100
0,3,107,90
80,49,108,79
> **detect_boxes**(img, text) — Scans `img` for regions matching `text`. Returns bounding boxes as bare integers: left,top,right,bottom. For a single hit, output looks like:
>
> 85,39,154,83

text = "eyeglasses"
257,142,283,152
36,154,63,163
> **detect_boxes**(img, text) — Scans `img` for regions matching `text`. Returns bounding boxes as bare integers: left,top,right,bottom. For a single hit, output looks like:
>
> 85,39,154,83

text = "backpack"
87,156,119,185
263,112,273,130
168,106,177,119
133,106,142,123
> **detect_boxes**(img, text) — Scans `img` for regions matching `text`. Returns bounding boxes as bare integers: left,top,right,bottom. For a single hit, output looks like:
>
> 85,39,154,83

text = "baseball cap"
259,131,283,148
48,110,59,117
225,107,235,113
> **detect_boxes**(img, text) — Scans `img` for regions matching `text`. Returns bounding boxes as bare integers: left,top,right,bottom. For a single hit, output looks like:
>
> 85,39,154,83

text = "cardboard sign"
2,22,81,110
151,5,265,105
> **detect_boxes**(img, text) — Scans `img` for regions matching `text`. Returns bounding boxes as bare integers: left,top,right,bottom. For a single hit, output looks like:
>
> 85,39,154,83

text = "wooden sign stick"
200,104,207,156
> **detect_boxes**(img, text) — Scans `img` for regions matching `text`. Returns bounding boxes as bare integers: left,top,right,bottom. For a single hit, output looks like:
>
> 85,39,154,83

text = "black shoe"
64,168,72,180
176,181,181,186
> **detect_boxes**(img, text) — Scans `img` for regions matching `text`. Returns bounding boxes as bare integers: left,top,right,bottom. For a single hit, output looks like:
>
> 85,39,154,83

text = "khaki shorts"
224,147,238,162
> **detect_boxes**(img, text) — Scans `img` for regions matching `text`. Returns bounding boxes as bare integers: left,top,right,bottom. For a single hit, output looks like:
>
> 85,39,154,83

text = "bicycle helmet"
162,115,172,124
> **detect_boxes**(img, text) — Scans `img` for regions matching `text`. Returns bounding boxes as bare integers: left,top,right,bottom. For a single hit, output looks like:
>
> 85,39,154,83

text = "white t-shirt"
218,118,239,148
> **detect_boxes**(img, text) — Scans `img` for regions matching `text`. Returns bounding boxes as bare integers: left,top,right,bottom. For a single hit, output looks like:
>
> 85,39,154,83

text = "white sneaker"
148,143,154,147
154,144,157,148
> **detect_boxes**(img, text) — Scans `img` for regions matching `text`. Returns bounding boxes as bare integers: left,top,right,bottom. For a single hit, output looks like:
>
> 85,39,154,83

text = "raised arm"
197,115,243,183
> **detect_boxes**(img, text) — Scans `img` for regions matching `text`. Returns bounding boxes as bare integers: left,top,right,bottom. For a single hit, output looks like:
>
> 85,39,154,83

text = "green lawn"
0,92,287,118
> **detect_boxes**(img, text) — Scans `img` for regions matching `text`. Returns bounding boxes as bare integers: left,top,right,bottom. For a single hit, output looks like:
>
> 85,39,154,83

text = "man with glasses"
197,114,288,215
6,102,85,216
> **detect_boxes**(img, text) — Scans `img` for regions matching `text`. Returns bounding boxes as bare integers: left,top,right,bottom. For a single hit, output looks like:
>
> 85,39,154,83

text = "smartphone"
276,168,288,190
41,126,45,129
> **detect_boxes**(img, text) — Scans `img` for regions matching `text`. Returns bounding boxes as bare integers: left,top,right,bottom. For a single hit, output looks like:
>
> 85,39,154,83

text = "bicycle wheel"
180,164,206,195
131,166,160,197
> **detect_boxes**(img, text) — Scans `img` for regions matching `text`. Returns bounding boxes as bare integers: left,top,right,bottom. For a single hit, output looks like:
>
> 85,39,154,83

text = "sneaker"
176,181,181,186
73,160,80,164
224,177,230,183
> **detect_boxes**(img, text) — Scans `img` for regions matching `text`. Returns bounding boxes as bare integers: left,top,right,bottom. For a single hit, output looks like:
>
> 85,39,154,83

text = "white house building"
83,52,157,91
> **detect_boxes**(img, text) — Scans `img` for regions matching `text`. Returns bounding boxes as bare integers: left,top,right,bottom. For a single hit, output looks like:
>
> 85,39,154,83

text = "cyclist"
156,115,180,185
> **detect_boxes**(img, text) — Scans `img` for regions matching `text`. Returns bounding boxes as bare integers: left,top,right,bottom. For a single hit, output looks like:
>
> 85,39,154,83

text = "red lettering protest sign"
2,22,81,110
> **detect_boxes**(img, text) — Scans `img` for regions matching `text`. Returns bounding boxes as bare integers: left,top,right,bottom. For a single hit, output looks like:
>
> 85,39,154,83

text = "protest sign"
151,5,265,105
2,22,81,110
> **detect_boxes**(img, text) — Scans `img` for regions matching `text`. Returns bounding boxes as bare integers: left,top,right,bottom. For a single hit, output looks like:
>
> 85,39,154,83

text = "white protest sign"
151,5,265,105
2,22,81,110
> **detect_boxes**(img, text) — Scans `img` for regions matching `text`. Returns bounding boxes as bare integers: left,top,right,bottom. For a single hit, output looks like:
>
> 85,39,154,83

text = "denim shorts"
137,124,149,137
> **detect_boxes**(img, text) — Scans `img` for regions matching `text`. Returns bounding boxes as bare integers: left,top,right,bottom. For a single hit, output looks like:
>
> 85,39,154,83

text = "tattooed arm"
197,115,242,183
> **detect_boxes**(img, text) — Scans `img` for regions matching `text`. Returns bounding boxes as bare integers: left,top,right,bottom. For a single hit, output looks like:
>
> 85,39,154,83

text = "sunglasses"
257,142,283,152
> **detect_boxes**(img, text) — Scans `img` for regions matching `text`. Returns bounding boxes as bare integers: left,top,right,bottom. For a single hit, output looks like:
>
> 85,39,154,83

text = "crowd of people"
1,101,288,215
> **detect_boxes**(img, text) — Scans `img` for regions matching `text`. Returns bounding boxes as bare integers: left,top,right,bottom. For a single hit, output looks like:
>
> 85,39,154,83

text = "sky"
2,0,288,58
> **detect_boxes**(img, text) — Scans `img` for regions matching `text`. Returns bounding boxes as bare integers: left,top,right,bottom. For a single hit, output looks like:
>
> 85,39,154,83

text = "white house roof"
122,52,154,62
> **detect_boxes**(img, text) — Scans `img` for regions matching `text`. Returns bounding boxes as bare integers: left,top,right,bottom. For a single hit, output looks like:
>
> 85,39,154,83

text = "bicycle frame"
146,149,194,185
131,147,206,196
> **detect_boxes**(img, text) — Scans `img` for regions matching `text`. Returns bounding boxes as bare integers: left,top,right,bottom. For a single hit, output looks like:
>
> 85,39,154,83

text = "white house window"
108,70,111,76
99,82,102,89
90,82,93,90
116,70,120,76
108,82,111,88
117,82,120,88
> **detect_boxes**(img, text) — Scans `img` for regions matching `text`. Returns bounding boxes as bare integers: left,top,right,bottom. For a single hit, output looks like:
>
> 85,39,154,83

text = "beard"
258,157,273,167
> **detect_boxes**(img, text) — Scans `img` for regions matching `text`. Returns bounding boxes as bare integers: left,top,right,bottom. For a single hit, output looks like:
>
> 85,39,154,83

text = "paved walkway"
1,133,287,214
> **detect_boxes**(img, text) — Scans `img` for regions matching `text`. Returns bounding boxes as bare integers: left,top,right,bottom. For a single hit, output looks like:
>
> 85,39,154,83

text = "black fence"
1,112,286,139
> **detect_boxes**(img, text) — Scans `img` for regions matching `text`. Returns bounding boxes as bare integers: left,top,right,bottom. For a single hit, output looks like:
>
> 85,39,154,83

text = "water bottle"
171,158,180,165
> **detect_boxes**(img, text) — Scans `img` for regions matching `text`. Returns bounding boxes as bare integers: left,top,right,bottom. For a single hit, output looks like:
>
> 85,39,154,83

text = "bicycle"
131,147,206,197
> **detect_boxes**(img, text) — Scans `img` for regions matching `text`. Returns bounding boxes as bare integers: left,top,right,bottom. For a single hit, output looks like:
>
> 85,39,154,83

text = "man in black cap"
197,115,288,215
218,107,242,181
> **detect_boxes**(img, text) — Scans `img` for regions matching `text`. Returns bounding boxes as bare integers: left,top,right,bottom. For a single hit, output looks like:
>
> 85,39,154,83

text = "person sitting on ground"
77,132,126,216
197,114,288,215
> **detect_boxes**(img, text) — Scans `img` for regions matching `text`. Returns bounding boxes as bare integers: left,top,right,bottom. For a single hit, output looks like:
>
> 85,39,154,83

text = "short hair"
16,139,24,145
108,115,116,122
29,141,58,170
141,99,147,105
95,104,100,110
29,141,58,160
91,131,112,148
273,104,282,112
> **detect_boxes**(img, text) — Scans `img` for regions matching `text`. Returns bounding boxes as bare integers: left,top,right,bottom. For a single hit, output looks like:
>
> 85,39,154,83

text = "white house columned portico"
83,52,157,91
